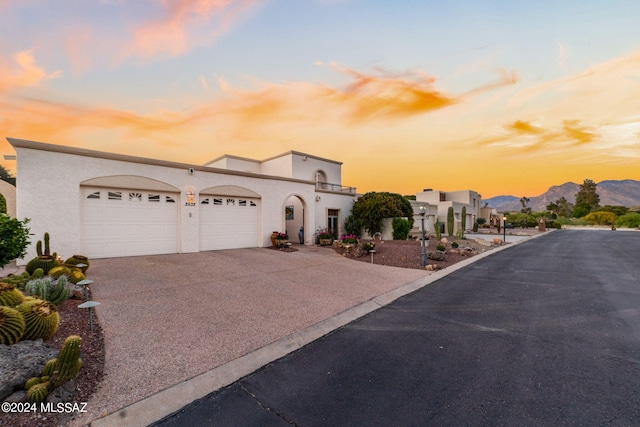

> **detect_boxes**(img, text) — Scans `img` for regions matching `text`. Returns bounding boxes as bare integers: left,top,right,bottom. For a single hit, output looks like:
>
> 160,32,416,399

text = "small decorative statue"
298,227,304,244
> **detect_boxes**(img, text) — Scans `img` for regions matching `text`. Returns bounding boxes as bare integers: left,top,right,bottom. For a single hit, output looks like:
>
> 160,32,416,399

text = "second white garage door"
199,196,260,250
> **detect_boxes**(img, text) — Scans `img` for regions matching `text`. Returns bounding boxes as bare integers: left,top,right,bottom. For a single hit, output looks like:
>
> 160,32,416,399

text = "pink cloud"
124,0,262,60
0,50,62,92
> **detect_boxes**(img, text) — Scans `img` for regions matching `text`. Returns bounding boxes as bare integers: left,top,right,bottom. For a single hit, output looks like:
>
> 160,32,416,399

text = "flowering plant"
340,234,359,245
361,242,376,252
316,228,333,240
276,232,288,240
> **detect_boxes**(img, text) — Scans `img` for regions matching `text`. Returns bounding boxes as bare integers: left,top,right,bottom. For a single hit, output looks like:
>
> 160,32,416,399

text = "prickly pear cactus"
50,335,83,388
16,298,60,340
26,381,50,403
0,281,24,307
0,306,26,345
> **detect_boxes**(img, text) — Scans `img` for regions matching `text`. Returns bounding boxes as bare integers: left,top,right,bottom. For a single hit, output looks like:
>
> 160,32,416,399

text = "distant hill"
484,180,640,212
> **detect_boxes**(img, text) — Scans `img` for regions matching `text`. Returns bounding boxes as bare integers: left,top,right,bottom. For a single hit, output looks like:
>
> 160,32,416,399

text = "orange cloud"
0,50,62,92
124,0,262,60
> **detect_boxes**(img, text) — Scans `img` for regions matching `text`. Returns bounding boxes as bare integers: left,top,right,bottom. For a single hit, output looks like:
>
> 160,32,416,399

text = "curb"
89,231,551,427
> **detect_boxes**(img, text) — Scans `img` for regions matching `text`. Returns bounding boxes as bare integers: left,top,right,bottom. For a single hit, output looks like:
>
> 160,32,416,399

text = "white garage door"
199,196,260,251
81,187,179,258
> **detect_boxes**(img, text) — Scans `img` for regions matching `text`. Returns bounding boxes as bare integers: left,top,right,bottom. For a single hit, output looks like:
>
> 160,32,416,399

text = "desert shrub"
392,217,412,240
343,214,361,237
452,241,459,248
616,213,640,228
436,244,446,251
584,211,617,225
476,218,487,225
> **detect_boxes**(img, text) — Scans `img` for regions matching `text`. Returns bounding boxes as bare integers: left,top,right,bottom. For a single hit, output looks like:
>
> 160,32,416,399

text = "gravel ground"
333,237,495,270
0,292,105,427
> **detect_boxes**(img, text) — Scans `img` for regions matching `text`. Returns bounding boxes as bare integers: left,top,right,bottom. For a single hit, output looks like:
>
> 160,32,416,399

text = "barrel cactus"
64,255,90,274
48,265,72,280
26,381,50,403
0,306,26,345
24,376,42,390
32,268,44,279
0,281,24,307
26,256,60,276
26,232,60,275
49,335,83,388
16,298,60,340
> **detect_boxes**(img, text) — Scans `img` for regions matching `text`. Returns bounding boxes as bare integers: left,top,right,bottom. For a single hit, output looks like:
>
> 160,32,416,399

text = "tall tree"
574,179,600,215
0,165,16,186
520,196,531,214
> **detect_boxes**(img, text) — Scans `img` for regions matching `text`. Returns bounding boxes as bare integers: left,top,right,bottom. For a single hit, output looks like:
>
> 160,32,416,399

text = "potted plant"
339,234,359,245
317,229,333,246
275,232,289,247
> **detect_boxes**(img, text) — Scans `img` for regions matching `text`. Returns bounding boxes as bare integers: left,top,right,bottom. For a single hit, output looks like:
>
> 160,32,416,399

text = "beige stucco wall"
0,179,16,217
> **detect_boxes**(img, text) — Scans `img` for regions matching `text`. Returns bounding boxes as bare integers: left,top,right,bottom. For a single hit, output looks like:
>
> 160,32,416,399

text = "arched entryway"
284,194,308,244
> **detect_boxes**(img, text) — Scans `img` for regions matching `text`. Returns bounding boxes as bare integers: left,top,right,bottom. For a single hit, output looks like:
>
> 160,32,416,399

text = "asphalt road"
155,230,640,426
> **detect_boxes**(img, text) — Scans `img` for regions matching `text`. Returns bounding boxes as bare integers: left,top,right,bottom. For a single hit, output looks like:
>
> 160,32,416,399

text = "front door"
328,209,340,238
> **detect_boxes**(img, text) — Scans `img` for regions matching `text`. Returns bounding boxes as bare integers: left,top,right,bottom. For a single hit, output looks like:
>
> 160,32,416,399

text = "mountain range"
484,180,640,212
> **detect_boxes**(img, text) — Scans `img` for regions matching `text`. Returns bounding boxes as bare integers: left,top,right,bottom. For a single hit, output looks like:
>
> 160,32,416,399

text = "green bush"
351,192,413,236
0,215,31,269
343,214,361,237
392,217,412,240
616,213,640,228
436,244,446,251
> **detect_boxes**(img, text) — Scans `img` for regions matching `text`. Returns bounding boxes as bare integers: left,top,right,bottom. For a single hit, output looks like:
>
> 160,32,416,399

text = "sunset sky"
2,1,640,198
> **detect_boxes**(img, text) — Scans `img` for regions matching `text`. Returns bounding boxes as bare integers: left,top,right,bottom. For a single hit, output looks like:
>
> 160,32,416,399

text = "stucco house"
413,188,482,235
7,138,357,264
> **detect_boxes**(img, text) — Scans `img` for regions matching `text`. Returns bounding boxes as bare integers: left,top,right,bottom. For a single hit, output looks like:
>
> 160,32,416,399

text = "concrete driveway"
75,246,434,426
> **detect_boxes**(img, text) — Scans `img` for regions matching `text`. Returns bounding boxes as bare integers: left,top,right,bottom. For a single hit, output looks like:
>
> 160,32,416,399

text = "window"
213,198,222,205
165,196,175,203
148,194,160,202
129,192,143,202
239,200,247,206
201,198,210,205
250,201,257,207
226,198,235,205
86,191,100,199
108,191,122,200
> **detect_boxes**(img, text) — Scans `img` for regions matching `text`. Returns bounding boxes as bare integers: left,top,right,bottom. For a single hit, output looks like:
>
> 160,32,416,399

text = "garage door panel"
81,187,179,258
200,197,259,251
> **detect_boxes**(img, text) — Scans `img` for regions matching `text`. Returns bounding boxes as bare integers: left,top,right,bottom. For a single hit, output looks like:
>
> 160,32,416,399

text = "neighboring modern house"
8,138,356,263
414,188,482,234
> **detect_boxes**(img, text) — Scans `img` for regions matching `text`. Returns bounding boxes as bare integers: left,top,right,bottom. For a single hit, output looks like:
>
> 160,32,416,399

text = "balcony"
315,181,356,194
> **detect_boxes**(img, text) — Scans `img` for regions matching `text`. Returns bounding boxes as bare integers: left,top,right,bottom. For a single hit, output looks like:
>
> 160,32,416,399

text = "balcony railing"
315,182,356,194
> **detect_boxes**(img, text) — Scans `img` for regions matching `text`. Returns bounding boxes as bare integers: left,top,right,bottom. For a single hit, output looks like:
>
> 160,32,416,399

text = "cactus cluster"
0,281,25,307
0,306,26,345
25,335,83,403
26,232,60,275
24,276,71,305
16,298,60,340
